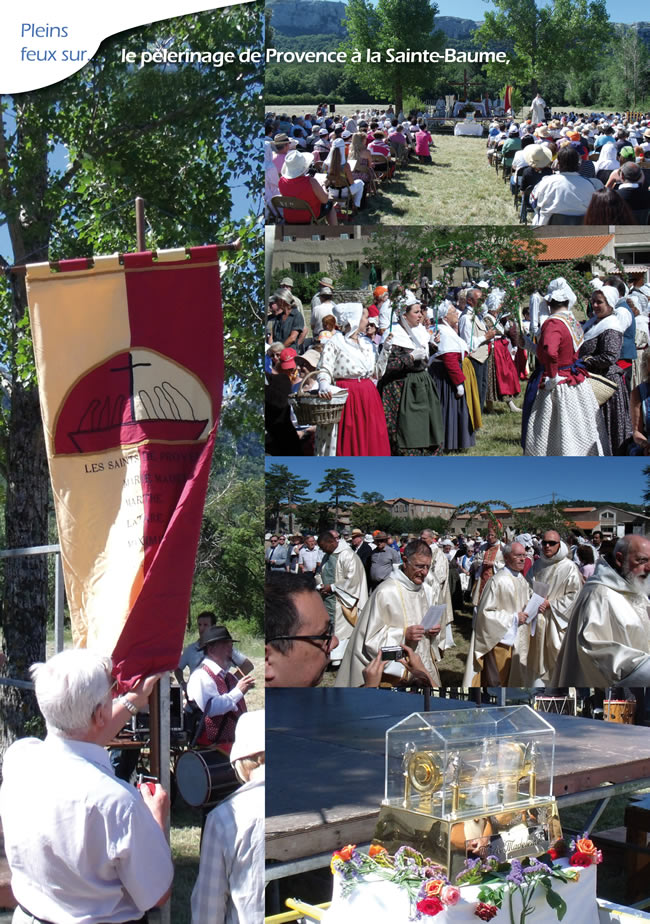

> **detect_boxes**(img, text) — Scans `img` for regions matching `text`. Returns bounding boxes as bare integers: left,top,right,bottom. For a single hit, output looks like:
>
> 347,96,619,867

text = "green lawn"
449,392,525,456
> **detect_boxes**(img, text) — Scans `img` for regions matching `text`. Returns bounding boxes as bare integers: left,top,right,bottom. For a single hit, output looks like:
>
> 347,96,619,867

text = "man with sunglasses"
265,572,339,687
525,530,582,684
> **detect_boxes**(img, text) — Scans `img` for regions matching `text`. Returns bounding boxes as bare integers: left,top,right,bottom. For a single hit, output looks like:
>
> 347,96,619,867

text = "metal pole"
54,551,65,654
135,197,146,251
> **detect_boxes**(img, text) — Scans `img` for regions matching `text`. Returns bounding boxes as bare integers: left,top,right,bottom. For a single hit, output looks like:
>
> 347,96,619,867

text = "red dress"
278,175,323,223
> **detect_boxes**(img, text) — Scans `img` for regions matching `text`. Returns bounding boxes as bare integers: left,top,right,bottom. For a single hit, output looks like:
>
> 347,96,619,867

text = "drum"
603,700,636,725
534,695,575,716
175,748,240,808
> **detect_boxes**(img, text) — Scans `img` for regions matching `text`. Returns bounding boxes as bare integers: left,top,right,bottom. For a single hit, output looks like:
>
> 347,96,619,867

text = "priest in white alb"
317,530,368,665
530,92,546,123
420,529,455,651
336,539,449,687
463,542,531,686
552,534,650,687
525,530,583,683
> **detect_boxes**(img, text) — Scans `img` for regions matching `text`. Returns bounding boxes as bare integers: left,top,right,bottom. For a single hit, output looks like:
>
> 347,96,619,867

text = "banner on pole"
26,246,223,688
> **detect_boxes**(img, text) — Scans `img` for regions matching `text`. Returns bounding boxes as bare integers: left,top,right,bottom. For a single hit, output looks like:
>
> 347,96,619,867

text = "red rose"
338,844,356,862
417,896,444,916
475,902,499,921
570,852,593,867
548,848,559,860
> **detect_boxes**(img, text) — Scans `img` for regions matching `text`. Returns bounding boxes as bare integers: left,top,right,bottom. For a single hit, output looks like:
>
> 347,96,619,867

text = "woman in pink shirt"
415,123,434,164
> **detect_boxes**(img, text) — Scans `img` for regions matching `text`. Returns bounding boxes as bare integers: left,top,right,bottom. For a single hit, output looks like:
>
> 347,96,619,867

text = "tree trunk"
394,76,403,118
0,271,50,759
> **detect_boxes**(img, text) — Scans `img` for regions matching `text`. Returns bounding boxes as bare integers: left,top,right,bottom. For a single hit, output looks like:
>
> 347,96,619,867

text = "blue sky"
266,457,650,508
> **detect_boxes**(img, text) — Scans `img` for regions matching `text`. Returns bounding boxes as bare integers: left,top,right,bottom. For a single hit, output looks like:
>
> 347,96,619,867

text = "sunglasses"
541,540,560,547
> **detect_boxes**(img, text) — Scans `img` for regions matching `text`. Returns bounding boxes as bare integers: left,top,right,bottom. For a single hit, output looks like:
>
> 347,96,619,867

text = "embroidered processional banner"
26,246,223,687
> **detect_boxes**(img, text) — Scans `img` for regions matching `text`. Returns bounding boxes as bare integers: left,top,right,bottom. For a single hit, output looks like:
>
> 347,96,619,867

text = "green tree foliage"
193,431,264,635
265,463,311,533
342,0,444,113
316,467,357,528
474,0,610,97
0,4,263,746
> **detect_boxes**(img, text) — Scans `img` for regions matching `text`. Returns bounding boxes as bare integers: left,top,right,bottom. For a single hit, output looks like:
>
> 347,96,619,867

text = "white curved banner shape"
1,0,253,93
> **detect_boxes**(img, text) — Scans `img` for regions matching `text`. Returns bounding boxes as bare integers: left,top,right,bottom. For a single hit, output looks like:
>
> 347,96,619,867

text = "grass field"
268,103,520,225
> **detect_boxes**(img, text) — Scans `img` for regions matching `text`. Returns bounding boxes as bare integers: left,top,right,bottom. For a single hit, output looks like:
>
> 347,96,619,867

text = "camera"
381,646,405,661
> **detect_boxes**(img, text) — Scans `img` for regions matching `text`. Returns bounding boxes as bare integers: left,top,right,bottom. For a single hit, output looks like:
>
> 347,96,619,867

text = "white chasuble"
336,567,443,687
527,552,583,682
463,568,531,686
552,559,650,687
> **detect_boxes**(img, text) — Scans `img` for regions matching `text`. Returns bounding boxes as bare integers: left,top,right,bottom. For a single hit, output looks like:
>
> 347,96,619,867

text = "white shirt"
378,298,393,331
191,769,264,924
531,172,603,225
299,546,323,571
187,656,244,716
310,299,336,336
0,734,173,923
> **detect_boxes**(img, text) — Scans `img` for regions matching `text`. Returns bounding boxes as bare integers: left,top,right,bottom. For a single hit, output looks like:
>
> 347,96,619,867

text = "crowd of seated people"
487,111,650,225
265,106,438,222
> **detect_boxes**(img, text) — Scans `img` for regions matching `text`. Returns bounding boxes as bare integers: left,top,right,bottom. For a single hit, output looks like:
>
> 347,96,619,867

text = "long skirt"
382,371,443,456
336,378,391,456
429,362,475,451
601,373,632,455
524,380,610,456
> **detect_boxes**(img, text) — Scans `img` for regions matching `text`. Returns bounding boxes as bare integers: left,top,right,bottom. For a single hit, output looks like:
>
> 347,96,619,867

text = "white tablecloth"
323,862,596,924
454,122,484,137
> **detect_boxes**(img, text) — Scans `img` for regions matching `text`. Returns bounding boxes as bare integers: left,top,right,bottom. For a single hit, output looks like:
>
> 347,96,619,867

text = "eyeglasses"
267,626,335,649
541,540,559,547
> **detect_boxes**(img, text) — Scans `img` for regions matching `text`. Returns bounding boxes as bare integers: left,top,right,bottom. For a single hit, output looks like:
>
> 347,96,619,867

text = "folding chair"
270,195,329,225
327,181,356,221
371,153,391,185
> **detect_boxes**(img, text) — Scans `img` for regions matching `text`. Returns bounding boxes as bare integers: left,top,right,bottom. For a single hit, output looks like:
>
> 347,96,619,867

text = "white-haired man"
526,530,583,683
463,541,531,686
336,539,447,687
420,528,454,646
553,534,650,687
0,650,172,924
191,710,264,924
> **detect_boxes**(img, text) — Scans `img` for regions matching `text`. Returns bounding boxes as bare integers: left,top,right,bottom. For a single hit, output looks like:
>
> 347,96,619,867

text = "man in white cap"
309,285,336,338
191,709,264,924
311,275,335,309
280,276,304,315
525,529,583,684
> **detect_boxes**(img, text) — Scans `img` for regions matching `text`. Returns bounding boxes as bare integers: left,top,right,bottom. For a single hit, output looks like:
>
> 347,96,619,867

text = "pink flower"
441,885,460,906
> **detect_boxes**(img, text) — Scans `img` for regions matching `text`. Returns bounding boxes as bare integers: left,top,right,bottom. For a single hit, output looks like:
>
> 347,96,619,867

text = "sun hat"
523,144,553,169
230,710,264,764
281,150,314,179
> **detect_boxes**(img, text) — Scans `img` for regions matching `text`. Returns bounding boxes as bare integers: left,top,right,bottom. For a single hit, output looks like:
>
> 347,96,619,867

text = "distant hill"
268,0,650,48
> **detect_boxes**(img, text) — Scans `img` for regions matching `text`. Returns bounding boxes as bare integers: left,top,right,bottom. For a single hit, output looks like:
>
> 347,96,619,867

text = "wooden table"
267,689,650,871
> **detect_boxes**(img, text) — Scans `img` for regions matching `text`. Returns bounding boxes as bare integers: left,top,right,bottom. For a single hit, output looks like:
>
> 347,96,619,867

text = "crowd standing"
265,526,650,699
266,267,650,457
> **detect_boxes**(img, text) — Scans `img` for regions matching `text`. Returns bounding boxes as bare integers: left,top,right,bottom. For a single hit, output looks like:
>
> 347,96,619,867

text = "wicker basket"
587,372,617,406
290,371,348,426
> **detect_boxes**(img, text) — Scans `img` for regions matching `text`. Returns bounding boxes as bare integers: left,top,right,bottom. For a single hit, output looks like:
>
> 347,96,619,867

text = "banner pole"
135,196,146,252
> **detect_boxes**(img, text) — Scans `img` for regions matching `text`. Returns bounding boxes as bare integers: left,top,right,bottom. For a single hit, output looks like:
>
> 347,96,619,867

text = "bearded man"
336,539,447,687
526,530,583,683
463,542,531,686
552,534,650,687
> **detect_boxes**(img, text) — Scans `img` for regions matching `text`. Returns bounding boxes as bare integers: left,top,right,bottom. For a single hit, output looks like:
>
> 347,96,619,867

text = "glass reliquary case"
373,706,562,878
